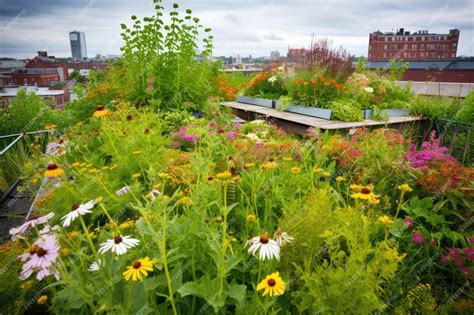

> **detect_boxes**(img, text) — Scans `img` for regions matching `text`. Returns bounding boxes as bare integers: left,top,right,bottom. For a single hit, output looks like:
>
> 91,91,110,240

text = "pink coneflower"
146,85,154,91
403,218,413,228
28,234,60,269
170,141,180,147
9,212,55,241
226,131,236,139
412,232,424,244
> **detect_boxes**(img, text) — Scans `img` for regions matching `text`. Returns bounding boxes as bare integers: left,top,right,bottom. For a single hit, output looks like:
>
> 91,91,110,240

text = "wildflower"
350,185,380,204
170,141,180,147
93,106,111,118
291,167,301,174
61,200,96,227
45,124,56,130
274,228,294,247
71,162,81,167
88,259,103,272
123,257,153,281
177,196,193,206
412,232,424,244
9,212,54,241
99,235,140,255
132,173,141,179
215,216,222,224
248,233,280,261
313,167,322,173
146,85,154,91
68,231,78,238
37,295,48,305
256,272,285,297
116,186,131,196
397,184,413,192
216,171,232,180
19,234,60,281
247,214,256,222
44,163,64,178
336,176,345,183
261,161,278,170
226,131,236,139
464,248,474,261
440,254,450,264
119,220,135,230
283,156,293,161
377,215,393,225
404,218,413,228
245,162,255,168
323,171,331,177
364,87,374,93
429,239,437,247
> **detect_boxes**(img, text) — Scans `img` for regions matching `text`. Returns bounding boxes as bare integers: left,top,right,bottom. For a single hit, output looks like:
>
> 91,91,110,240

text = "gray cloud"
0,0,472,58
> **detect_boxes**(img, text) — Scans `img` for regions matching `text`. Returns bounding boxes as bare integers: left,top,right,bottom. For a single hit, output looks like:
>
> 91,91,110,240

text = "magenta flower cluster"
170,126,199,147
440,246,474,280
405,131,455,170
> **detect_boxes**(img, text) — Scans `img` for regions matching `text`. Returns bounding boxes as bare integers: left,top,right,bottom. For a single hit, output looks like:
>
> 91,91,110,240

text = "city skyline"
0,0,473,59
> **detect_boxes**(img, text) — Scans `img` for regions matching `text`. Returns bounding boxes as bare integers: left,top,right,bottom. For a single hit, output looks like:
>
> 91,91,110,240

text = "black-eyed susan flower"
44,163,64,178
274,228,294,247
256,272,285,297
93,106,111,118
245,162,255,168
336,176,345,183
248,233,280,261
247,214,256,222
283,156,293,161
260,161,278,170
291,167,300,174
350,185,380,204
123,257,153,281
323,171,331,177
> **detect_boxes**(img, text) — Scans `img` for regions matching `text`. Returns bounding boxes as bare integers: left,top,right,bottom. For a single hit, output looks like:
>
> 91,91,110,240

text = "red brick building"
11,69,60,87
368,28,459,61
287,48,308,62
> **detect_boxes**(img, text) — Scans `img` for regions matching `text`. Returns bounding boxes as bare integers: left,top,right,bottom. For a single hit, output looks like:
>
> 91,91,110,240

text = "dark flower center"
47,163,58,170
29,245,39,255
267,279,276,287
207,176,213,181
36,247,47,257
71,204,79,210
361,188,371,194
96,106,104,111
114,236,123,244
260,234,269,244
126,115,133,121
133,261,141,269
144,128,150,134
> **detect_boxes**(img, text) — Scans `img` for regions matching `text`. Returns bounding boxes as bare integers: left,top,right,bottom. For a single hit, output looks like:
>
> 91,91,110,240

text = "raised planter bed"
364,109,409,119
285,105,332,120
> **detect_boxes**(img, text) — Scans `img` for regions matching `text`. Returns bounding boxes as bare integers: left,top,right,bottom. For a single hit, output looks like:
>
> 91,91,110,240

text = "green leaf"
227,283,247,305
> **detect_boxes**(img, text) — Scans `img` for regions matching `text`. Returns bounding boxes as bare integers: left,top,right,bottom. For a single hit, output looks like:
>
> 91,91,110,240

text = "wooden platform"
222,101,426,134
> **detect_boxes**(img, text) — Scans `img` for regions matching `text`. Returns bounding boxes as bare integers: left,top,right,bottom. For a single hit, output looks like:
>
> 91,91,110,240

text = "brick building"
0,86,70,109
11,69,60,87
368,28,459,61
287,48,308,62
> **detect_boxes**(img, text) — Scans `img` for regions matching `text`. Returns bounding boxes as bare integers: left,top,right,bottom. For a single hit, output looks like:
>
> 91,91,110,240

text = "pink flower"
170,141,180,147
403,218,413,228
9,212,55,241
146,85,154,91
19,234,60,281
412,232,424,244
440,254,450,264
469,236,474,244
226,132,236,139
464,248,474,261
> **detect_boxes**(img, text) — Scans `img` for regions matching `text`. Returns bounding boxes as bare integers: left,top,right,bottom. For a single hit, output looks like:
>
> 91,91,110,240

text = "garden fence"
433,119,473,166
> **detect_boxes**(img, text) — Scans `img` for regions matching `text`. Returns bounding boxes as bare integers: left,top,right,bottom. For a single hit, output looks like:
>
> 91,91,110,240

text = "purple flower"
19,234,60,281
9,212,55,241
412,232,424,244
403,218,413,228
146,85,154,91
170,141,180,147
226,131,236,139
440,254,450,265
464,248,474,261
449,248,460,258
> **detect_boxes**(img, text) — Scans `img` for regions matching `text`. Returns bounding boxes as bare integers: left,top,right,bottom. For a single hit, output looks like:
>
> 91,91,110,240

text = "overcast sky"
0,0,473,59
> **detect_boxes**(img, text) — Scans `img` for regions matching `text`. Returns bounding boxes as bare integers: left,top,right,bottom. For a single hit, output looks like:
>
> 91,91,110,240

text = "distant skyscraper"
69,31,87,59
270,50,280,60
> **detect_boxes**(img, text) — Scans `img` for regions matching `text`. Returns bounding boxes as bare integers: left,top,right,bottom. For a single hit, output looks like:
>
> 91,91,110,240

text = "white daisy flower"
61,200,96,227
148,189,161,201
116,186,130,196
274,228,294,247
99,235,140,256
364,87,374,93
88,259,103,272
248,233,280,261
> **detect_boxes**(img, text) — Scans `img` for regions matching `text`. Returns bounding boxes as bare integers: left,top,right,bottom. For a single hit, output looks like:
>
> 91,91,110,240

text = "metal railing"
0,129,61,203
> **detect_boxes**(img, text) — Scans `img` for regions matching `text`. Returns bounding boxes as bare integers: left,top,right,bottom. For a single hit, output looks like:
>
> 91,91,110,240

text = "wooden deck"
222,101,427,134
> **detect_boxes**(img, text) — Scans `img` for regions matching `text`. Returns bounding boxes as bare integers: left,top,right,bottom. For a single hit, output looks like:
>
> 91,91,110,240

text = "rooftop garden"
0,1,473,314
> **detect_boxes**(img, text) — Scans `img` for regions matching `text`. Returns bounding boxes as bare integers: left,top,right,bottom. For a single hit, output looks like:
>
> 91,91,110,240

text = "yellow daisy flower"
256,272,285,297
93,106,111,118
44,163,64,178
291,167,301,174
283,156,293,161
132,173,141,179
216,171,232,180
245,162,255,168
123,257,154,281
336,176,344,183
247,214,256,222
397,184,413,192
377,215,393,225
323,171,331,177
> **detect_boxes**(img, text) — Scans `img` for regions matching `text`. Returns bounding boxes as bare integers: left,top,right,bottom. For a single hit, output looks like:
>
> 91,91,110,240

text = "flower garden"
1,1,473,314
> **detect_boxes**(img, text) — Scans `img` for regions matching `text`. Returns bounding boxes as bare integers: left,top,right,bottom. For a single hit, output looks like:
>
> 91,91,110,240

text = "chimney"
38,51,48,57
